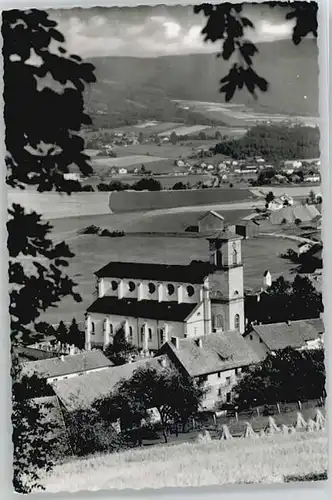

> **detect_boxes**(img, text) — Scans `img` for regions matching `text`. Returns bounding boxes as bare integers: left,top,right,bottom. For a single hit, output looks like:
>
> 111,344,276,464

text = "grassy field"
113,141,222,159
29,230,298,325
41,431,327,492
91,155,167,168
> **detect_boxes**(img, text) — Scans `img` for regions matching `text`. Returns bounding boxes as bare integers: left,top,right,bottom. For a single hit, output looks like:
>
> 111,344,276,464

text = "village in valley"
7,3,327,494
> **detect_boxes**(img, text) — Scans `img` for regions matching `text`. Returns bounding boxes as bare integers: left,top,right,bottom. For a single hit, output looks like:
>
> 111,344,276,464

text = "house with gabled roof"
158,330,262,410
197,210,225,233
244,318,324,358
21,350,114,384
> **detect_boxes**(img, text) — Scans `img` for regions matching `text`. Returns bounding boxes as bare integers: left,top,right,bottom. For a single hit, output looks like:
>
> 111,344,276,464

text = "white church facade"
85,230,245,353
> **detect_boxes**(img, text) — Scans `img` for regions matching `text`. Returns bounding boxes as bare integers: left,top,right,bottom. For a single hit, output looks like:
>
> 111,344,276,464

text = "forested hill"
215,125,320,162
85,39,318,128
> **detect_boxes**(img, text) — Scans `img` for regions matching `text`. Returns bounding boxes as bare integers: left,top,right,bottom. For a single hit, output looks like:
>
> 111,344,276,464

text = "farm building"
244,318,324,358
269,204,321,225
198,210,224,233
63,172,81,182
159,330,262,410
21,350,114,384
85,230,245,353
234,219,260,239
50,356,168,412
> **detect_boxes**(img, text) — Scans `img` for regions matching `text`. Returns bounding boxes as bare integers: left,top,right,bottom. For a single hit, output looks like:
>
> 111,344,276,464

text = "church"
85,229,245,354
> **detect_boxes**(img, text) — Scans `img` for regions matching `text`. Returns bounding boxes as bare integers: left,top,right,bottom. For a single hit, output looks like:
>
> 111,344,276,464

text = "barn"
234,219,260,239
198,210,225,234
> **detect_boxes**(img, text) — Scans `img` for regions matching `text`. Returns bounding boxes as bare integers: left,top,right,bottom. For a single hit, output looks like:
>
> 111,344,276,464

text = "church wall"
86,312,185,351
98,277,201,304
185,302,206,338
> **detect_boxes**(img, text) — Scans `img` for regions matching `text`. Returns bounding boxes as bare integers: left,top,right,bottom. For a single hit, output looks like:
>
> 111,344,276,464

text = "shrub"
100,229,125,237
78,225,100,235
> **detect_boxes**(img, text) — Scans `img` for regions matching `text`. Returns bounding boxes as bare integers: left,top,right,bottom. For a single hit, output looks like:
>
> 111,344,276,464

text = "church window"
234,290,239,296
111,280,118,291
148,282,156,294
109,323,113,334
160,329,164,344
186,285,195,297
232,243,238,265
128,281,136,292
234,314,240,330
167,284,175,296
226,392,231,403
129,326,133,339
148,328,152,340
91,322,95,335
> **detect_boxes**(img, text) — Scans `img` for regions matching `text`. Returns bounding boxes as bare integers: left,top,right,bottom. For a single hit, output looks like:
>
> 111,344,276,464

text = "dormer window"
186,285,195,297
111,280,118,291
128,281,135,292
148,282,156,294
167,284,175,296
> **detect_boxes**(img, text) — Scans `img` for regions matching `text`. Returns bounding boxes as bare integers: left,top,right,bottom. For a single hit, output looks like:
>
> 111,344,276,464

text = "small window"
217,371,221,379
148,328,152,341
167,284,175,296
234,290,239,296
226,392,231,403
111,280,118,291
250,335,253,341
109,324,113,334
129,326,133,338
234,314,240,330
226,376,231,385
128,281,135,292
187,285,195,297
91,322,95,335
235,368,240,376
218,387,222,396
148,283,156,294
259,338,263,343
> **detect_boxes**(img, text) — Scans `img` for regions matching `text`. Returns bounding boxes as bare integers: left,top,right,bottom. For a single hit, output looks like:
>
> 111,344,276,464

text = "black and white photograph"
4,1,327,493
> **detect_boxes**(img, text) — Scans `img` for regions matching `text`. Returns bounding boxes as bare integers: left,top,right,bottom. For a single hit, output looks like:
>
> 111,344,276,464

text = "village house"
233,219,260,239
267,199,284,211
118,167,128,175
159,330,262,410
63,172,82,182
85,230,246,353
244,318,324,358
197,210,224,234
20,350,114,384
304,174,320,183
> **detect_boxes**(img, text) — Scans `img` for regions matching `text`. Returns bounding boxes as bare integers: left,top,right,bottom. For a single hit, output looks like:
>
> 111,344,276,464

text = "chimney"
171,336,179,349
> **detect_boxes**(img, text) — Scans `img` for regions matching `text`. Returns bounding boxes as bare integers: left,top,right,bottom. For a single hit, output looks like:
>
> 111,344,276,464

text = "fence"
186,398,325,437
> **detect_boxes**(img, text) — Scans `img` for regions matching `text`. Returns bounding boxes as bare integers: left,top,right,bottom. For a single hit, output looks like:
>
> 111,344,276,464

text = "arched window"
167,284,175,296
128,281,136,292
234,314,240,330
110,324,113,334
232,243,238,265
186,285,195,297
91,322,95,335
129,326,133,338
148,282,156,294
111,280,118,291
216,315,224,330
148,328,152,340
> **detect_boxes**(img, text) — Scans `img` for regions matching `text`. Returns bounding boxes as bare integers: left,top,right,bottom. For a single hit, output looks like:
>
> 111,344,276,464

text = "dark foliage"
195,2,318,100
172,182,188,190
96,365,207,444
233,347,325,406
132,177,162,191
103,327,138,366
245,275,323,325
214,125,320,163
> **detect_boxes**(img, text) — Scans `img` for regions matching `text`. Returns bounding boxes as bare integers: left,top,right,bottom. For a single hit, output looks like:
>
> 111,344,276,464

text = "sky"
48,4,297,59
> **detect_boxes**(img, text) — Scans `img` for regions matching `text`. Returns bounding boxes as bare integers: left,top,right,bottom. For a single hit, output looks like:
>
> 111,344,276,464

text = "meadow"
112,141,222,159
41,431,327,492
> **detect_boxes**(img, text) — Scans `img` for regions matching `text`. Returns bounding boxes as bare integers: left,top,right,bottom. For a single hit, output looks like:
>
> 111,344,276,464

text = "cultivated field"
174,100,320,128
41,431,327,492
91,155,167,168
112,141,222,159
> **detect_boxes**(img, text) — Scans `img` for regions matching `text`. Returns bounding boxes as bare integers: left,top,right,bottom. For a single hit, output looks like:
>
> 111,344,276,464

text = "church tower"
207,229,245,334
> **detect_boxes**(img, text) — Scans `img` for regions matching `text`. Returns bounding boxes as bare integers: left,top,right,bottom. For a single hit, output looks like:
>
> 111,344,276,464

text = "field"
29,229,299,325
174,100,320,128
112,141,222,159
91,155,167,168
41,431,327,492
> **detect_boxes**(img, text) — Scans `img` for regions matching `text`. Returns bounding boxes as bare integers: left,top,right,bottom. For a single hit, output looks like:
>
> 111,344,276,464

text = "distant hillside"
85,39,319,128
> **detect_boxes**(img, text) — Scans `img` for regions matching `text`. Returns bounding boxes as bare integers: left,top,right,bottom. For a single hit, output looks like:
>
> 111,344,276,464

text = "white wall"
98,278,201,304
86,312,186,351
198,368,240,410
185,302,205,338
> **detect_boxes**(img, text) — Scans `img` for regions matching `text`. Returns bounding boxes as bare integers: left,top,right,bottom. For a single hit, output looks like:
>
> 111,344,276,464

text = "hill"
84,39,319,128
